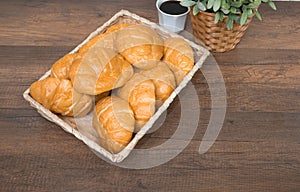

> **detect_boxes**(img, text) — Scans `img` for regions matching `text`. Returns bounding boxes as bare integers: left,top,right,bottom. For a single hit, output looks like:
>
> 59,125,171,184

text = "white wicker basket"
23,10,210,163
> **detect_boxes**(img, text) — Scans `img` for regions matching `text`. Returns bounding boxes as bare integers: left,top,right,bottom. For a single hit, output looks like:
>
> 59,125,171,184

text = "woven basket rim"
194,10,219,17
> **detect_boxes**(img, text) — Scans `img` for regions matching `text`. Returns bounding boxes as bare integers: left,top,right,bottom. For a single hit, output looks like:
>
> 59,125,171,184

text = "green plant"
180,0,276,30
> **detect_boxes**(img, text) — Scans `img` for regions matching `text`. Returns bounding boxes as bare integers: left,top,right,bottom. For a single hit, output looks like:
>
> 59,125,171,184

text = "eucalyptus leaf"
219,11,224,21
254,0,262,6
213,0,221,12
232,15,240,23
230,7,241,14
214,11,221,24
207,0,215,9
247,0,261,8
197,1,207,11
221,8,230,14
226,15,234,30
254,9,262,20
231,1,243,8
221,0,230,9
180,0,196,7
240,11,248,25
247,9,253,17
202,0,209,5
268,1,277,10
247,3,257,8
242,5,248,12
193,4,200,15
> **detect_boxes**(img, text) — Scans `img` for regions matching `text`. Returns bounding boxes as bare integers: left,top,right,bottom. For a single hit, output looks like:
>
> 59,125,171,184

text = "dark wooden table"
1,1,299,191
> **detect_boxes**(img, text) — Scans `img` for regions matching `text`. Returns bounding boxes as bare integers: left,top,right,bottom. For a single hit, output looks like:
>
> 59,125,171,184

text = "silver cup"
156,0,190,33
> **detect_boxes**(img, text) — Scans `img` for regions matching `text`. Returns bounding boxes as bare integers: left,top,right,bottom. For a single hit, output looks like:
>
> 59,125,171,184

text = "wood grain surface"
1,1,300,191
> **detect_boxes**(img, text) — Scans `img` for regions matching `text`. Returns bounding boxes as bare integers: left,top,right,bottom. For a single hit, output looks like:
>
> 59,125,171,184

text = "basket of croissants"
23,10,209,162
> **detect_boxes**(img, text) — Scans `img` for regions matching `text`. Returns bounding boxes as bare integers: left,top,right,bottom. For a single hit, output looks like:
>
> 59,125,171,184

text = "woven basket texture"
190,11,252,52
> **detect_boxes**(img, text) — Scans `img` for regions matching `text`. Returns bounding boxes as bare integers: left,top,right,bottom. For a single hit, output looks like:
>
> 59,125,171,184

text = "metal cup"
156,0,190,33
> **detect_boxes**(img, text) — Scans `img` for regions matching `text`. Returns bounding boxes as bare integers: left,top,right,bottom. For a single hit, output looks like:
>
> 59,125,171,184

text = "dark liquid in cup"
159,1,188,15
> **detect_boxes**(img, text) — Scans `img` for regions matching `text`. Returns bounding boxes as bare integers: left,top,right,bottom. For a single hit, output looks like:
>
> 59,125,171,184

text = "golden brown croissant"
50,53,79,80
105,23,132,34
69,46,134,95
30,77,92,116
116,24,164,69
93,96,135,153
140,61,176,107
116,73,156,131
163,37,194,84
78,23,131,53
94,91,110,104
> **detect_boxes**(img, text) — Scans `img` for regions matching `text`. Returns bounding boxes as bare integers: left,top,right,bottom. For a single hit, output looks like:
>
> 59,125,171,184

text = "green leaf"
232,15,240,23
213,0,221,12
207,0,215,9
253,0,262,7
247,3,256,8
193,4,200,15
240,11,248,25
221,8,230,14
202,0,208,4
226,15,234,30
197,1,207,11
262,0,268,3
180,0,196,7
221,0,230,9
247,9,253,17
231,1,243,8
219,11,224,21
268,1,277,10
230,7,241,14
247,0,261,8
253,9,262,20
214,11,221,24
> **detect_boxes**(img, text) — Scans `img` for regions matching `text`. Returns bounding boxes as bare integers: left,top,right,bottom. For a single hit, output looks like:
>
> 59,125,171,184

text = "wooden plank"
0,1,300,192
0,0,157,46
237,2,300,50
1,46,300,112
1,108,299,143
0,2,299,50
1,125,299,192
1,148,299,192
1,79,300,112
213,48,300,66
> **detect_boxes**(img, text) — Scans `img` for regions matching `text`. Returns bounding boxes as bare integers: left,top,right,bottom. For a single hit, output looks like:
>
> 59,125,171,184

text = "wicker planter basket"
190,11,252,52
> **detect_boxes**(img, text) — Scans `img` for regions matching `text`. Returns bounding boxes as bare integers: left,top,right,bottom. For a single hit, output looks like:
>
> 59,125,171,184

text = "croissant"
116,24,164,69
94,91,110,104
163,37,194,84
78,23,131,53
30,77,92,116
105,23,132,34
116,73,156,131
50,53,79,80
93,96,135,153
69,46,134,95
140,61,176,107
